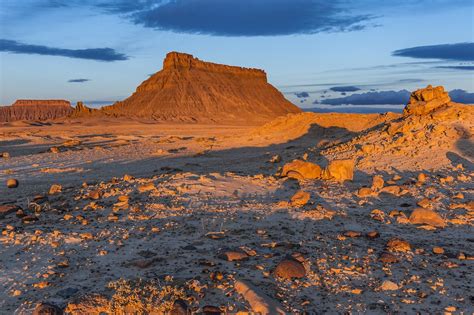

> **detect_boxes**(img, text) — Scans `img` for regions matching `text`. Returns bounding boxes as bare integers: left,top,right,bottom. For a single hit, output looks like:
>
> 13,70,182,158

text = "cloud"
295,92,310,98
68,78,90,83
392,43,474,62
435,65,474,71
329,86,361,92
128,0,373,36
0,39,128,62
321,90,411,105
449,89,474,103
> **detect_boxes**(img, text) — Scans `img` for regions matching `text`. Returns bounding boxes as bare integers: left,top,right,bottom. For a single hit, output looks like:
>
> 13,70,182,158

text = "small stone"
290,190,310,207
409,208,446,228
371,175,384,191
379,252,399,263
386,238,411,252
32,302,62,315
219,250,249,261
366,231,380,239
0,204,21,219
432,246,444,254
88,190,102,200
137,183,155,193
2,152,10,158
274,259,306,279
49,184,62,195
50,147,60,154
418,173,427,183
202,305,221,315
417,198,432,209
7,178,18,188
343,230,361,238
380,280,399,291
358,187,375,198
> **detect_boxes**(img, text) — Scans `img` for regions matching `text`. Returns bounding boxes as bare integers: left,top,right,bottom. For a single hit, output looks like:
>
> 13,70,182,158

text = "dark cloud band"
0,39,128,62
68,78,91,83
392,43,474,62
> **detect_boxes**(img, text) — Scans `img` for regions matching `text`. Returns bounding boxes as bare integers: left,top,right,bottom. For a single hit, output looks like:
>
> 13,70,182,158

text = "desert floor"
1,112,473,313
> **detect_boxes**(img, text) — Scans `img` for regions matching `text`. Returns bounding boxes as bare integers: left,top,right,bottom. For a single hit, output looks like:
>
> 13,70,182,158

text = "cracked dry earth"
1,112,473,314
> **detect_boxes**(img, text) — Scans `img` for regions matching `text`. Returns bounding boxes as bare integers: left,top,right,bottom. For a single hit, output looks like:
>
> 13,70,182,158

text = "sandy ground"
1,111,473,314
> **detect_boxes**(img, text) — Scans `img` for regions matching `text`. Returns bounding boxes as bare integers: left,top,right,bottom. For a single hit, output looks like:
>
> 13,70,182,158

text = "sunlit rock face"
0,100,73,122
99,52,301,124
403,85,451,116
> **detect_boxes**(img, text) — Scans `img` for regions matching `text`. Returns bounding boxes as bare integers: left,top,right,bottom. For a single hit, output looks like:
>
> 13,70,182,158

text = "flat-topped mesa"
403,85,451,116
13,100,71,107
162,52,267,79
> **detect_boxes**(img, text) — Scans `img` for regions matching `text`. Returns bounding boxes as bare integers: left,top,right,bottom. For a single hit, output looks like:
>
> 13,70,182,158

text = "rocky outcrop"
98,52,301,124
70,102,98,117
403,85,451,116
0,100,73,122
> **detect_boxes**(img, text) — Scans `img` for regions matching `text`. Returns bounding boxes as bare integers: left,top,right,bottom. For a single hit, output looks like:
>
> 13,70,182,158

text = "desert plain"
0,54,473,314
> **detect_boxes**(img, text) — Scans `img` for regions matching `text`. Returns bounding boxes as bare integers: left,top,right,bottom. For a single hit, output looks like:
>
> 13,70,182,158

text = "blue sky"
0,0,473,109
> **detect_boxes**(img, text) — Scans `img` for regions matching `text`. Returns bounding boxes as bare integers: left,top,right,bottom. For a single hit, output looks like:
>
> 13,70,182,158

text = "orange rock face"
0,99,73,122
100,52,301,124
403,85,451,116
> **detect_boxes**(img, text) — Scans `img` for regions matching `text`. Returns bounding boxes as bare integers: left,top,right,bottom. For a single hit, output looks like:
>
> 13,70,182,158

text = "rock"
344,231,361,238
323,159,354,182
371,175,384,191
219,250,249,261
49,184,62,195
418,173,427,183
403,85,451,116
7,178,18,188
379,252,399,263
65,294,110,314
290,190,311,207
386,238,411,252
137,183,155,193
79,52,300,124
88,190,102,200
170,299,189,315
433,246,445,254
274,258,306,279
234,280,286,314
202,305,221,315
358,187,376,198
69,101,98,118
32,302,63,315
280,160,322,180
380,185,401,195
366,231,380,239
2,152,10,158
0,204,20,219
380,280,399,291
409,208,446,228
0,99,73,122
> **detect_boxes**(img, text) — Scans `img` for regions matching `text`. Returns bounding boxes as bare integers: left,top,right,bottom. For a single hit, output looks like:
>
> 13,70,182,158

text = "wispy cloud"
392,43,474,62
330,86,360,92
0,39,129,62
435,65,474,71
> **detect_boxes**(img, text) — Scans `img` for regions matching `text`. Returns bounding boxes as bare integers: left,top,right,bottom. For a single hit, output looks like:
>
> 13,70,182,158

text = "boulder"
386,238,411,252
409,208,446,228
273,258,306,279
280,160,322,180
403,85,451,116
219,250,249,261
323,159,354,182
290,190,311,207
7,178,18,188
32,302,63,315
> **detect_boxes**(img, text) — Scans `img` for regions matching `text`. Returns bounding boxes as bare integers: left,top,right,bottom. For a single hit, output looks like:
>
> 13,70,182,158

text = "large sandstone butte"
97,52,301,124
0,100,73,122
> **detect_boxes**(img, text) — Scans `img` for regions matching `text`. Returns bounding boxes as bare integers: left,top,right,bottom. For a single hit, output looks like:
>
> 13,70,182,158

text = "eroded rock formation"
97,52,301,124
403,85,451,116
0,100,73,122
70,102,98,118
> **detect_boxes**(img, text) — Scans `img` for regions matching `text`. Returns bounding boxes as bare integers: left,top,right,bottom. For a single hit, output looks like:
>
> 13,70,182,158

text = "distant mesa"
0,99,73,122
81,52,301,124
404,85,452,116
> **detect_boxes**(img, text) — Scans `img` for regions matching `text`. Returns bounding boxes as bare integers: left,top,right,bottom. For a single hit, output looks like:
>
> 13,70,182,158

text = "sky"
0,0,473,111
